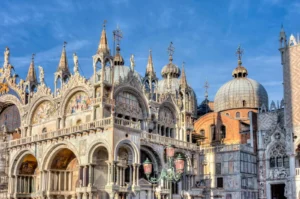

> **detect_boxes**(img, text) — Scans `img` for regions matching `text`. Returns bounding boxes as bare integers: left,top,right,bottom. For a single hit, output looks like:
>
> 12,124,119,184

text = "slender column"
14,176,18,193
132,165,136,186
107,162,111,184
117,166,120,186
48,171,51,191
69,171,73,191
129,165,133,185
136,164,140,186
58,171,62,191
83,166,87,187
89,192,93,199
64,171,67,190
88,165,92,186
110,163,114,184
122,167,126,186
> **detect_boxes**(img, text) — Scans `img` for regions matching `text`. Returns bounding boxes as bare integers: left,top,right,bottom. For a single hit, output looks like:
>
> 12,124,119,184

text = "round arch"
0,94,23,122
87,140,112,163
26,96,56,125
140,145,162,172
41,142,80,170
159,100,179,119
60,86,92,117
10,149,38,176
114,86,149,119
114,139,140,164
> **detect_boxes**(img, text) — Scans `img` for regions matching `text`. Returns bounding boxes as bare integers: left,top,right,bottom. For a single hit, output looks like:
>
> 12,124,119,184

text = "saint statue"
4,47,10,65
73,53,79,73
130,54,135,70
38,66,45,84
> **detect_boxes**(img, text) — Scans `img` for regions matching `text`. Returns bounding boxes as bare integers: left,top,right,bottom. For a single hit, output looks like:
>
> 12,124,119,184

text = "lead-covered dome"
214,45,268,112
214,77,268,112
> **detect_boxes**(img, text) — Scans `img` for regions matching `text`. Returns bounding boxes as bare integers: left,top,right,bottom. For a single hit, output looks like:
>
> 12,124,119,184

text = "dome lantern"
232,45,248,78
161,42,181,78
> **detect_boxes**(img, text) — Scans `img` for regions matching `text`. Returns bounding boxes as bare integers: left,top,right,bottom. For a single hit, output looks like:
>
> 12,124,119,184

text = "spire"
57,41,69,73
97,20,109,54
180,62,188,89
26,54,37,84
279,24,287,48
145,49,156,78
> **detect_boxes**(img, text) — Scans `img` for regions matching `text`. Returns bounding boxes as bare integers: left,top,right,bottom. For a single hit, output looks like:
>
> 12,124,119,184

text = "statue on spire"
130,54,135,70
4,47,10,67
38,66,45,84
236,44,243,66
73,53,79,74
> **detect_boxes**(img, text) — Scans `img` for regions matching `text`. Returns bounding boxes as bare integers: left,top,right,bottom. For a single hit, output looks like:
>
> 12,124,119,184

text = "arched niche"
64,91,92,127
92,146,109,189
16,154,39,194
140,145,162,180
30,100,56,136
48,148,79,192
0,104,21,138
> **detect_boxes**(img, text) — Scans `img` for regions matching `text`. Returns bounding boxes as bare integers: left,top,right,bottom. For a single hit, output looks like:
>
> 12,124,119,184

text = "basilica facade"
0,24,298,199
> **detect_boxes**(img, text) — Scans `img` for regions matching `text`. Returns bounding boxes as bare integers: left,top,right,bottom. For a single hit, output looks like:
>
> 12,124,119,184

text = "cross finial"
167,42,175,56
113,25,123,45
204,80,209,99
236,44,243,65
103,20,107,29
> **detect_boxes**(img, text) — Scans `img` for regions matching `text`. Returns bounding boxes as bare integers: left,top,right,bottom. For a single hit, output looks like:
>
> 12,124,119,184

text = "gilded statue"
73,53,79,73
38,66,45,84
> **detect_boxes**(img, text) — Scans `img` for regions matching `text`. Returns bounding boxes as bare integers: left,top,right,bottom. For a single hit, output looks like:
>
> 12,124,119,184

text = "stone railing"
199,144,254,154
141,132,198,151
296,168,300,176
114,118,141,130
8,117,113,148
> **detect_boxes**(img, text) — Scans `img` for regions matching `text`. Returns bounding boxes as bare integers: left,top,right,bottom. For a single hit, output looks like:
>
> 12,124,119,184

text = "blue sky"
0,0,299,105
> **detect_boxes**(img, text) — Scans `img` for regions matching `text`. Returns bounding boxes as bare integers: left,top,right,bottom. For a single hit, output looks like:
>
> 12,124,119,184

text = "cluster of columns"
47,170,73,192
16,175,35,193
156,124,175,138
79,165,94,187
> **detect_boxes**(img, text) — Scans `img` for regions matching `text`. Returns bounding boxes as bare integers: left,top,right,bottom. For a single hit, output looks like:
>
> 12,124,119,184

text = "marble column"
83,166,87,187
58,171,62,191
69,171,73,191
132,165,136,186
117,166,120,186
122,167,126,187
88,165,93,186
48,171,51,191
129,165,133,186
107,162,111,184
111,163,114,185
64,171,67,190
136,164,140,186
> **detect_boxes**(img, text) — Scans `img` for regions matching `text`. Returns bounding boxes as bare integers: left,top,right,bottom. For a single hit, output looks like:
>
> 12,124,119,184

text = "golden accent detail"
0,83,9,94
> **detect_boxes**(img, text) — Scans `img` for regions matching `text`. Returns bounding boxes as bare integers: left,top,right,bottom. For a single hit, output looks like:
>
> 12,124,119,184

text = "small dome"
113,45,124,65
161,62,181,78
232,65,248,78
214,78,268,112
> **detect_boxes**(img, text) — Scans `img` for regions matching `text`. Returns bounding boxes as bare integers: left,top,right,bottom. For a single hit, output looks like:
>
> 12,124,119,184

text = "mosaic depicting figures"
32,101,56,125
66,91,91,115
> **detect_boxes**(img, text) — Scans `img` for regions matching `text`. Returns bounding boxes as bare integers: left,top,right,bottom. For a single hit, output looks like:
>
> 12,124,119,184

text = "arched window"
76,119,82,126
211,125,216,141
200,129,205,137
269,144,289,168
42,128,47,133
236,112,240,119
242,100,246,107
221,125,226,139
225,113,230,116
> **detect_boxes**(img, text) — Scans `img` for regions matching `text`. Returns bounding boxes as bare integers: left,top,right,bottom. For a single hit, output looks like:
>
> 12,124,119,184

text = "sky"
0,0,299,105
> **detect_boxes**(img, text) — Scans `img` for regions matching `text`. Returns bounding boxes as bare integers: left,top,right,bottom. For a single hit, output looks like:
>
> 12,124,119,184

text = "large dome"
214,77,268,112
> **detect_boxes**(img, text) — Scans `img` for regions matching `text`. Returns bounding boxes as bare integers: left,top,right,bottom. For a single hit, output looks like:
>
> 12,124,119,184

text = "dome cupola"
214,45,268,112
161,42,181,78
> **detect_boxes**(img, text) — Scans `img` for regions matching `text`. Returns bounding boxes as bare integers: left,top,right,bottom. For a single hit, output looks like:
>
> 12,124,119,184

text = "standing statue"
73,53,79,74
38,66,45,84
130,54,135,70
4,47,10,66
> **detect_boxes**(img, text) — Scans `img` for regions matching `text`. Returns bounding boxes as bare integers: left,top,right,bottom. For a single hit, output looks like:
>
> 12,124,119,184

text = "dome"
214,77,268,112
161,59,181,78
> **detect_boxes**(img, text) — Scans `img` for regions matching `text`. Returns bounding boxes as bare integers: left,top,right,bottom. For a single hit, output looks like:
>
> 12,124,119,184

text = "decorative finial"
236,44,243,66
149,49,152,55
32,53,35,61
130,54,135,70
4,46,10,66
113,25,123,45
103,20,107,29
204,80,209,99
167,42,175,62
63,41,67,49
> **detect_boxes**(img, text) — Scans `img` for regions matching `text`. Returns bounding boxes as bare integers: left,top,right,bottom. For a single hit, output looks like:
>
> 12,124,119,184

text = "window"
42,128,47,133
217,177,223,188
269,144,289,168
221,125,226,139
242,100,246,107
211,125,216,141
216,163,221,175
236,112,240,118
200,129,205,137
